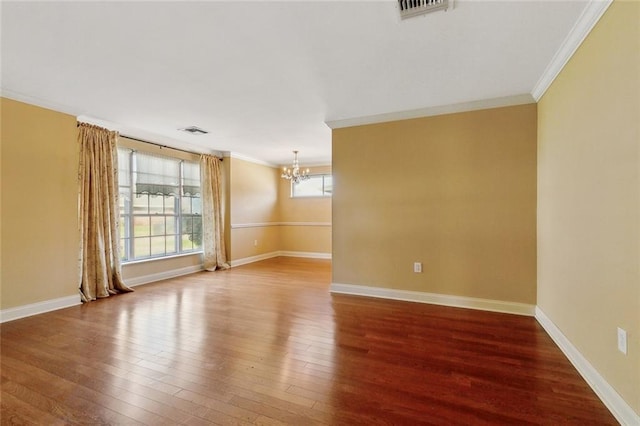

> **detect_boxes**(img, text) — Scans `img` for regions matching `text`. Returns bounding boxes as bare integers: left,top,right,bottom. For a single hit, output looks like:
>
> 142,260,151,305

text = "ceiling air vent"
179,126,209,135
399,0,448,20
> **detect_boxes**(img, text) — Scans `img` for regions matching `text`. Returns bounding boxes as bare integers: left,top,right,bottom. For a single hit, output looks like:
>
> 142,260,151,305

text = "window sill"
122,251,203,266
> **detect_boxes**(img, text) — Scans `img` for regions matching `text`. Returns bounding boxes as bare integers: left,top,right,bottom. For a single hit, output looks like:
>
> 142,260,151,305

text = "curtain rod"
77,122,222,160
120,134,223,161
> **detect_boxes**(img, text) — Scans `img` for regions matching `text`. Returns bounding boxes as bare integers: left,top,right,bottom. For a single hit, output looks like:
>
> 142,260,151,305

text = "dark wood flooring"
1,257,617,425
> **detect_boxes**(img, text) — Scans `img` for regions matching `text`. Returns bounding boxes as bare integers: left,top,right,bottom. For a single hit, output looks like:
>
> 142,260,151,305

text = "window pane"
117,148,131,187
166,235,177,254
119,192,129,215
192,196,202,215
293,176,324,197
183,162,201,197
151,236,166,256
149,195,163,214
191,216,202,249
323,176,333,195
181,196,192,214
150,216,165,236
164,195,176,214
166,216,177,235
134,237,150,258
134,216,150,237
133,194,149,214
182,235,193,251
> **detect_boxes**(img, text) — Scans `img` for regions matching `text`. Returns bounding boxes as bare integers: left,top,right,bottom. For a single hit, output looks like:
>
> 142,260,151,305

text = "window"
291,174,332,198
118,148,202,262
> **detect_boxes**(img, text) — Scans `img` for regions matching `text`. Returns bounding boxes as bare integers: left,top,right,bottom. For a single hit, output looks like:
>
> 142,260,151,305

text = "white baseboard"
125,265,204,287
1,295,81,323
535,307,639,425
330,283,535,316
279,251,332,260
229,251,281,267
230,251,331,267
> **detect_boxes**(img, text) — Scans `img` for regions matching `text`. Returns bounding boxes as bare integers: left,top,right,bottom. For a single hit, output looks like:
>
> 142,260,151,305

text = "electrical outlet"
254,240,258,247
413,262,422,273
617,327,627,355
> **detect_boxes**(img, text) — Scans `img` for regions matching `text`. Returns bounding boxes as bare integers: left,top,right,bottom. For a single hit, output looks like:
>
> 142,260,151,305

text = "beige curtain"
201,154,229,271
77,123,133,302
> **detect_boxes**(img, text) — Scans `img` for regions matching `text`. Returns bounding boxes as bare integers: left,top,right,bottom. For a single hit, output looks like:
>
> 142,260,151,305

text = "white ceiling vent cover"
179,126,209,135
399,0,448,20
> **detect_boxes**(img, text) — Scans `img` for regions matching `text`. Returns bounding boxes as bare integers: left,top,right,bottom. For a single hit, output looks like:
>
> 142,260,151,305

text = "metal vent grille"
399,0,448,20
179,126,209,135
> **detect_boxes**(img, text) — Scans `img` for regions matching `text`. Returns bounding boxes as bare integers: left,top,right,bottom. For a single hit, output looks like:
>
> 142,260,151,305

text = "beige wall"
1,98,79,309
332,104,537,304
228,158,332,260
229,157,280,261
537,0,639,414
278,165,332,254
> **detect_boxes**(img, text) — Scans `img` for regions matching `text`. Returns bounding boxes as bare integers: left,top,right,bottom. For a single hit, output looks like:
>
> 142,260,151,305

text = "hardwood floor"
1,257,616,425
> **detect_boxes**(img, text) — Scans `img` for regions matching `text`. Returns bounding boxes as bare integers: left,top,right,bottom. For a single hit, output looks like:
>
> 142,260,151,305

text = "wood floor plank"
1,257,618,425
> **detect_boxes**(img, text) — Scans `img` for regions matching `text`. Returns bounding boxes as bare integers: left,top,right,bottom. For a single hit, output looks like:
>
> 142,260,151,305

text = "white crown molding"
531,0,613,101
229,152,277,168
1,88,81,116
0,295,81,323
325,94,534,130
535,307,640,425
330,283,535,316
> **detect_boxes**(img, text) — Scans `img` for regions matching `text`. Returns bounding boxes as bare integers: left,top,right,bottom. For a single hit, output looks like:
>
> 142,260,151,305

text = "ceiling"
1,1,590,166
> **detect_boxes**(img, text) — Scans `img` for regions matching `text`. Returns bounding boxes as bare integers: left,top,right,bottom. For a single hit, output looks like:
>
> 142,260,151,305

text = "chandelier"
281,150,310,184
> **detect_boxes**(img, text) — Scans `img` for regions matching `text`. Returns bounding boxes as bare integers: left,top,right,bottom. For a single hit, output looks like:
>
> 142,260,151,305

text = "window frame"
290,173,332,198
118,148,203,263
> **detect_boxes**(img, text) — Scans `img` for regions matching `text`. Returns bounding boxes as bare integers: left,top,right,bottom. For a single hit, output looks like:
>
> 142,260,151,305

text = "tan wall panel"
230,158,279,225
278,165,332,223
537,0,639,413
1,98,79,308
332,104,537,304
278,164,332,254
121,253,203,283
229,158,280,260
280,226,331,254
231,226,280,261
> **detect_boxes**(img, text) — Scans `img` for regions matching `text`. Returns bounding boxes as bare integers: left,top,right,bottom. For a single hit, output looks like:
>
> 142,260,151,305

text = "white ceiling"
1,1,590,166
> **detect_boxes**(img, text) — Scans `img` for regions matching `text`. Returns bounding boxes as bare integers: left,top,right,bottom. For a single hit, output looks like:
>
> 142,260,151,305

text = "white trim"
122,251,202,266
535,307,640,425
229,251,281,267
279,222,331,227
330,283,535,316
324,94,534,129
231,222,331,229
279,251,332,259
0,295,81,323
230,250,331,267
531,0,613,101
231,222,280,229
124,265,204,287
229,152,277,168
1,88,80,116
